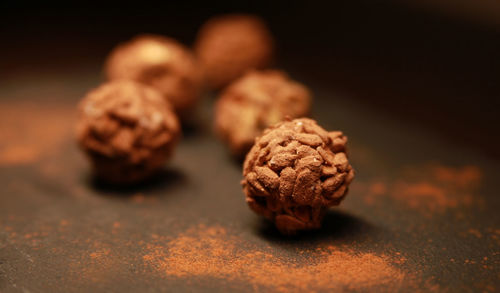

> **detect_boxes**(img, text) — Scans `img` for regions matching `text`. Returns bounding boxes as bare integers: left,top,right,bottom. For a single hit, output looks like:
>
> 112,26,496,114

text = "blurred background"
1,0,500,158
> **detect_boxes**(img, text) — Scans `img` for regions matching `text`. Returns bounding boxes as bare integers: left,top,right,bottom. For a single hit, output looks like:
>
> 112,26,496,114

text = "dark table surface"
1,1,500,291
0,64,499,292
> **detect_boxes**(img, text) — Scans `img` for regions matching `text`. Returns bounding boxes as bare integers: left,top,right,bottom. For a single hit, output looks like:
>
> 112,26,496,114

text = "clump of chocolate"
105,34,203,116
242,118,354,234
76,80,181,184
195,14,274,89
215,70,311,157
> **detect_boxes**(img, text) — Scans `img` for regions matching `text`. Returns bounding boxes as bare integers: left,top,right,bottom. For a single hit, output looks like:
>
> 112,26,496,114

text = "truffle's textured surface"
215,70,311,157
76,81,180,184
105,35,203,115
242,118,354,234
195,14,274,89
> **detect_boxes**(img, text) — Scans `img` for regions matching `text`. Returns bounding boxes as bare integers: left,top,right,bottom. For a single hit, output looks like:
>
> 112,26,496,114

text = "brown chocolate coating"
242,118,354,234
76,80,181,184
105,34,203,116
195,14,274,89
215,70,311,158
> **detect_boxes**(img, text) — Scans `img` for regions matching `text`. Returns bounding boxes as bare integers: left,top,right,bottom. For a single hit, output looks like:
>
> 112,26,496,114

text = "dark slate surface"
0,67,498,292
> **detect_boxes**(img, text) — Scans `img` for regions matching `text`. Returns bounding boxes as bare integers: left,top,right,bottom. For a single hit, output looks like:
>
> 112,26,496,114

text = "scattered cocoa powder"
67,240,119,285
89,248,111,260
359,164,482,214
467,228,483,238
430,165,481,189
0,101,74,165
486,228,500,246
391,182,461,211
143,224,411,292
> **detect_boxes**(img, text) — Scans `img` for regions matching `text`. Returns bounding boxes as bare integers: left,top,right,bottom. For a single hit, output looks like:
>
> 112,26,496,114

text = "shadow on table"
254,209,376,244
87,167,187,197
181,117,206,138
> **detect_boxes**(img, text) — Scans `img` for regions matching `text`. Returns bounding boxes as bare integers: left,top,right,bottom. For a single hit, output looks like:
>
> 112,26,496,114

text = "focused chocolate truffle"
105,34,203,115
195,14,274,89
242,118,354,234
215,70,311,157
76,80,181,184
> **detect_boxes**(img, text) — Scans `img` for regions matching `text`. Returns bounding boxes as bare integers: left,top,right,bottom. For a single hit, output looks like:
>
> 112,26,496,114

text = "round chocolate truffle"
105,34,203,116
242,118,354,234
215,70,311,157
195,14,274,89
76,80,181,184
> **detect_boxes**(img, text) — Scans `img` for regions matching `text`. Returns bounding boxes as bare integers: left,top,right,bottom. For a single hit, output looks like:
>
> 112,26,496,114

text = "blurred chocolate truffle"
242,118,354,234
76,80,181,184
105,34,203,116
195,14,274,89
215,70,311,157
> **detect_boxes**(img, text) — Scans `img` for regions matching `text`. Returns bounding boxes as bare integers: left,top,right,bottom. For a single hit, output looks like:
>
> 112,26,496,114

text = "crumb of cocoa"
359,163,482,215
0,102,74,165
142,224,424,292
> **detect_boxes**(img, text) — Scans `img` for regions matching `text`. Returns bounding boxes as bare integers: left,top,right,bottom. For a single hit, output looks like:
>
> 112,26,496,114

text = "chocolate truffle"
215,70,311,157
242,118,354,234
195,14,274,89
105,34,203,116
76,80,181,184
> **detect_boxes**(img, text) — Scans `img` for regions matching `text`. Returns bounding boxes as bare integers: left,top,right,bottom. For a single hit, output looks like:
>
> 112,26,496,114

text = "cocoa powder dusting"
0,102,73,165
143,225,410,292
361,164,482,214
